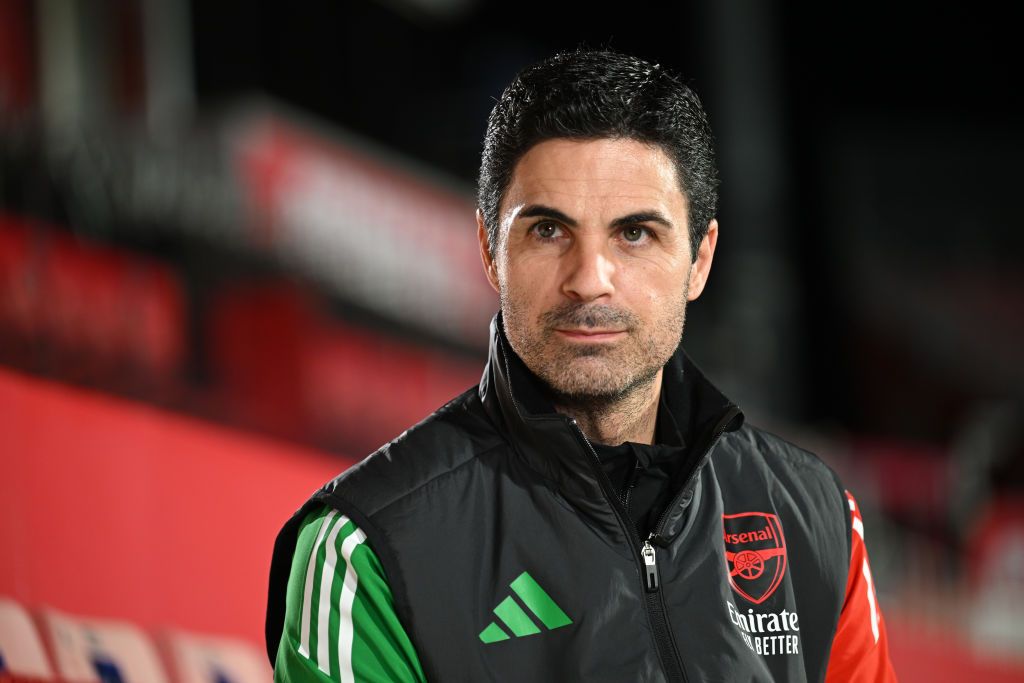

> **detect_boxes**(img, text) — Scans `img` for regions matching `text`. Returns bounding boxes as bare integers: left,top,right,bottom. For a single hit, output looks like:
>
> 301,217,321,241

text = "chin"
541,362,633,400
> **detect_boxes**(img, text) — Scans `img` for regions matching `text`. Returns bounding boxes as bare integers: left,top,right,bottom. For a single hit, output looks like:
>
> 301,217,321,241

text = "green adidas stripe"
325,515,357,678
478,622,510,644
510,572,572,629
479,572,572,644
494,596,541,637
311,513,357,675
280,505,427,682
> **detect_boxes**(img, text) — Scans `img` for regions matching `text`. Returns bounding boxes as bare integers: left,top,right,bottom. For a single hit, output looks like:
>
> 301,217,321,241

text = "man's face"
477,137,718,403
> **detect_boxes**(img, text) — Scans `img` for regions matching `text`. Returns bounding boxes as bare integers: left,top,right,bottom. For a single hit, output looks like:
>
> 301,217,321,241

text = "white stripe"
316,515,352,675
852,516,865,540
862,558,880,643
299,510,337,658
337,528,368,683
848,497,856,511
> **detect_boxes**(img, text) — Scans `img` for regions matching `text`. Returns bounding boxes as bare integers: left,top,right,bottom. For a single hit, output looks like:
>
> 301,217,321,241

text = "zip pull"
642,539,659,592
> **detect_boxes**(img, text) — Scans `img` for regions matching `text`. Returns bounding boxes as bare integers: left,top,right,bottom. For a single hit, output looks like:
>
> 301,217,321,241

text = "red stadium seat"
38,609,168,683
0,598,54,681
162,630,271,683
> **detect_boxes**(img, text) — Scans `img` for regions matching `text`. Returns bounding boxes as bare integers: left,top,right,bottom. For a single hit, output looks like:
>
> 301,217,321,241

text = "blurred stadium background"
1,1,1021,681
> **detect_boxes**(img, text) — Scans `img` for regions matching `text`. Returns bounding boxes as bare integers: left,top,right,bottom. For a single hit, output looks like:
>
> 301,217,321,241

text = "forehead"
500,138,687,221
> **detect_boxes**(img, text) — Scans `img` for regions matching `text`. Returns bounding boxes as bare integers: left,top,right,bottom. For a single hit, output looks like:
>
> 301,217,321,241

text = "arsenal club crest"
722,512,787,604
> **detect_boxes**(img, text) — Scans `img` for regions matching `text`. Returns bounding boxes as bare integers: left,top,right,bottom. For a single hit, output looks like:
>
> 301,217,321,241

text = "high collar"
478,314,744,544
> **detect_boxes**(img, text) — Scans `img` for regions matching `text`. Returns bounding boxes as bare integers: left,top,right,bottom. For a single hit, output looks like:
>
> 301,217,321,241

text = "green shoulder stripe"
274,505,426,683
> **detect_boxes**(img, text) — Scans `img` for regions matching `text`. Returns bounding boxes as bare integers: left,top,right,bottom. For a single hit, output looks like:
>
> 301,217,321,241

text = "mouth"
554,328,627,342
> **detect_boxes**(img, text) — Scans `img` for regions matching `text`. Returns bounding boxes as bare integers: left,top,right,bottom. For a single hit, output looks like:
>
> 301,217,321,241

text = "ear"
687,218,718,301
477,209,500,294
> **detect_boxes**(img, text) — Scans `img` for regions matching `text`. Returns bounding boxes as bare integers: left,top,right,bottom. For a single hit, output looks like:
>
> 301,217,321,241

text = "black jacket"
267,317,852,682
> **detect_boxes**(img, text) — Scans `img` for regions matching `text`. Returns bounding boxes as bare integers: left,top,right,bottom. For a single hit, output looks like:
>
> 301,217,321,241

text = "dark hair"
478,49,718,259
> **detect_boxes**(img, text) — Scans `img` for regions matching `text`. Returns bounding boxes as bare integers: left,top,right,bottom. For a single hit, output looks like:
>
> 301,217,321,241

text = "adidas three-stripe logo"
479,572,572,644
298,510,368,680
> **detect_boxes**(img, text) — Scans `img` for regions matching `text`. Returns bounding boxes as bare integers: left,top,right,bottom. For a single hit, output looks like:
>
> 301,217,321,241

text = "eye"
532,221,562,240
621,225,648,243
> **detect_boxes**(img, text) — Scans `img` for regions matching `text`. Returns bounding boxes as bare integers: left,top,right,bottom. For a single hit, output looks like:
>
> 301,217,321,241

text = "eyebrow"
516,204,578,227
515,204,674,230
611,211,674,230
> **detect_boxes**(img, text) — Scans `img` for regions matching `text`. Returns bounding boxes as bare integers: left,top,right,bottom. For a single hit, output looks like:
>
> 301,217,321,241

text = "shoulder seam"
738,424,837,474
371,440,509,517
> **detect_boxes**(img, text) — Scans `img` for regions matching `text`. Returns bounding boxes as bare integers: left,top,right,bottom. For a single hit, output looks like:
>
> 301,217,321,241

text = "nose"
560,235,616,302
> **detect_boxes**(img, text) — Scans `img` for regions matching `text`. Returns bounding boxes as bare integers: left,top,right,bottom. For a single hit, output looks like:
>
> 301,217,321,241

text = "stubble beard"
500,285,689,413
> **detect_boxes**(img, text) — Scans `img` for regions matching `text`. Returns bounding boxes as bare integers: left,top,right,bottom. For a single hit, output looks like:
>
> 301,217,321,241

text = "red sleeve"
825,491,898,682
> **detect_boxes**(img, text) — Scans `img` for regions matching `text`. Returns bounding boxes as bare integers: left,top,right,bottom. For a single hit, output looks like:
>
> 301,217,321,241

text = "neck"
553,370,663,446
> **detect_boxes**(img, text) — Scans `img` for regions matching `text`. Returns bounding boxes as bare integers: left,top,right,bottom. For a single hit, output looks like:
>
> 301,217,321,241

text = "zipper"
642,538,659,591
634,408,738,680
568,419,687,683
496,336,734,681
567,408,739,682
621,459,640,510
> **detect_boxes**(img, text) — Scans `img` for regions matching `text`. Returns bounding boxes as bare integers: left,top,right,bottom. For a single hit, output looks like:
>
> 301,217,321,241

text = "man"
266,49,897,682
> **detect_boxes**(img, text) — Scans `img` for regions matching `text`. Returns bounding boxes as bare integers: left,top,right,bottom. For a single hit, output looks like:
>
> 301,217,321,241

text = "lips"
555,328,626,341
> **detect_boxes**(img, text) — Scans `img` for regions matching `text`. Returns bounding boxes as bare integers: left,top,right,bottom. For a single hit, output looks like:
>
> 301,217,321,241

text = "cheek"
498,262,539,323
502,254,559,299
622,261,689,307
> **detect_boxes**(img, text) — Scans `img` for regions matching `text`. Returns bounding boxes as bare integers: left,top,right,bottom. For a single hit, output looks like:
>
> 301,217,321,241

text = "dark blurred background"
1,1,1022,681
